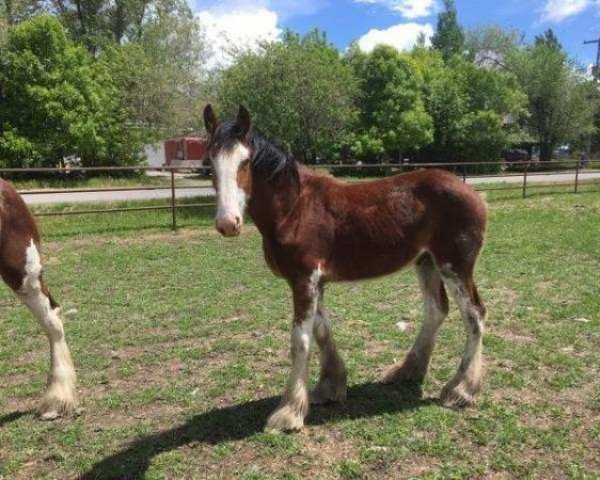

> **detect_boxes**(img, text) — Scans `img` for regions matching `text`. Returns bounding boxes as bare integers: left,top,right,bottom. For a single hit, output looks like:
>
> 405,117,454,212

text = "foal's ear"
203,104,219,135
236,105,251,139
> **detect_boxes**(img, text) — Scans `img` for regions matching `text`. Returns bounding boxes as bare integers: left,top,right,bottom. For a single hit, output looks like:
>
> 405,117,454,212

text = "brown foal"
0,179,77,418
204,105,488,432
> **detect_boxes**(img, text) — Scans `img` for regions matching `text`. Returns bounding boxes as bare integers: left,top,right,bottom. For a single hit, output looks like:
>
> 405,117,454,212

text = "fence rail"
3,159,599,231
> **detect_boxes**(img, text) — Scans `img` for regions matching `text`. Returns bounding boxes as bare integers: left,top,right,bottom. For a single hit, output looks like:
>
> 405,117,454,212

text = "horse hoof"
381,353,426,385
310,380,347,405
264,405,305,432
36,389,78,420
440,385,476,409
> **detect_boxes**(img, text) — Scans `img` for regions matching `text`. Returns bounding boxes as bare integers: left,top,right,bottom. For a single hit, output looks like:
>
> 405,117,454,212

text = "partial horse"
0,179,77,419
204,105,488,432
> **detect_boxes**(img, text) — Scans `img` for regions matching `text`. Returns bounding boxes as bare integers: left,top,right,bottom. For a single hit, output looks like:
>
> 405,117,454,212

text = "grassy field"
8,174,210,192
0,185,599,479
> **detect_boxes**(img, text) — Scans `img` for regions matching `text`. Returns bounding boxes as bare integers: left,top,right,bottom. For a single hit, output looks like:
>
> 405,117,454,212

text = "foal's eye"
240,159,250,168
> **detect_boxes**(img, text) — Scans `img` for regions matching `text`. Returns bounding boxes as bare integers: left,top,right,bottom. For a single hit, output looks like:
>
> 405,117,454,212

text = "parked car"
503,149,528,163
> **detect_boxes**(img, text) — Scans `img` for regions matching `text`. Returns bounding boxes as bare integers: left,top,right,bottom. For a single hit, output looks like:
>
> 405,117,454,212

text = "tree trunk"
540,142,553,162
113,0,126,44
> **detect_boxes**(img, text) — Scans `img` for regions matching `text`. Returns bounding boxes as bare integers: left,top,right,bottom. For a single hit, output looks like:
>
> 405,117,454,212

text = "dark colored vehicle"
503,149,529,163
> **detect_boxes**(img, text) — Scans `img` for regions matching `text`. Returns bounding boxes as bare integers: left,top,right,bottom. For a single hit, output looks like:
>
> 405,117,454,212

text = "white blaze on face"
213,141,250,231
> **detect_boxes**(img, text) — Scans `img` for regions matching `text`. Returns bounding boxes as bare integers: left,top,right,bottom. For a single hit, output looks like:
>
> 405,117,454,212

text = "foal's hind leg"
311,286,347,405
2,240,77,419
382,253,449,384
438,265,487,408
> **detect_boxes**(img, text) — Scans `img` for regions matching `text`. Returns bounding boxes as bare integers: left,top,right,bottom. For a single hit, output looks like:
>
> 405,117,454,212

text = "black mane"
212,120,298,181
249,131,298,181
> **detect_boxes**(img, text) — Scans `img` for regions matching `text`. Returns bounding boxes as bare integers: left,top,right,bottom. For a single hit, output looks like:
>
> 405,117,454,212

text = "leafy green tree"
422,53,525,164
465,25,523,68
513,33,598,161
432,0,465,62
137,7,208,136
0,0,40,27
0,15,145,167
49,0,193,52
218,30,358,162
535,28,561,49
345,44,433,162
98,6,208,139
46,0,208,138
466,26,598,162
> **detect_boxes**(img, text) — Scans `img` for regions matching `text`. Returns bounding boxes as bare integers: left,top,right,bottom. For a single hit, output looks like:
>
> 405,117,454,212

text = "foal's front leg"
265,275,320,432
10,241,77,419
311,288,347,405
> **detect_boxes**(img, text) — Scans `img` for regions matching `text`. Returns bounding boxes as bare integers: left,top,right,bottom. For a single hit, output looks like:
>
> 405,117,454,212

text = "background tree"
465,25,523,69
431,0,465,62
535,28,561,49
422,53,525,164
0,15,145,167
48,0,174,52
50,0,208,136
345,44,433,162
218,30,358,162
0,0,41,27
99,6,208,138
513,30,598,161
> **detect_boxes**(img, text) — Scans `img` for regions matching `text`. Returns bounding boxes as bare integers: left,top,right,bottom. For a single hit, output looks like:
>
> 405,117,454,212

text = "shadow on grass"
80,382,433,480
0,410,29,427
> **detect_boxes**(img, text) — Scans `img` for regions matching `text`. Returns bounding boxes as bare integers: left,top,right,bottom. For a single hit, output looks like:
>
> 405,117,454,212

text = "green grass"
30,196,216,239
0,187,599,479
8,173,210,191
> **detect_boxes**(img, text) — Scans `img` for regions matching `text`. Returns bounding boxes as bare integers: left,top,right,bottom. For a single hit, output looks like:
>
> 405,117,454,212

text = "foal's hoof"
37,390,78,420
37,401,75,420
440,384,477,409
380,354,426,385
264,405,305,432
310,380,347,405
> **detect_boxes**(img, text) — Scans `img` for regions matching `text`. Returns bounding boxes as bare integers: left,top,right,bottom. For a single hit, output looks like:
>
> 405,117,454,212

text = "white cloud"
540,0,600,22
355,0,437,19
194,0,326,68
197,7,282,68
357,22,433,52
193,0,324,21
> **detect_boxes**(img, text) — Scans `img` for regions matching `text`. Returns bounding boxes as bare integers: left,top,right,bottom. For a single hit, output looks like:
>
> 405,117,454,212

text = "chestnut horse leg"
1,240,77,419
265,270,322,431
382,253,449,384
438,265,487,407
311,286,347,405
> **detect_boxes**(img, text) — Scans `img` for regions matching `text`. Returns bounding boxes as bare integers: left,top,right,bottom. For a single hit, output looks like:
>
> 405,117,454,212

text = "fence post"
462,165,467,183
574,159,580,193
170,169,177,231
522,162,528,198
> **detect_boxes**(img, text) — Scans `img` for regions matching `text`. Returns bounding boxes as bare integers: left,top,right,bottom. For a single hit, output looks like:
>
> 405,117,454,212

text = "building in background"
163,137,209,170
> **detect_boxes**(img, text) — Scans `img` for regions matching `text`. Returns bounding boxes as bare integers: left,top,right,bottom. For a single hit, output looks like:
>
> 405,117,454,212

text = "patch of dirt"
497,331,538,345
86,402,187,431
489,386,546,405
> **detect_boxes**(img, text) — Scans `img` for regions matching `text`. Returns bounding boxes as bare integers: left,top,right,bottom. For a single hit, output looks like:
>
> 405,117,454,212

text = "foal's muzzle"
216,216,242,237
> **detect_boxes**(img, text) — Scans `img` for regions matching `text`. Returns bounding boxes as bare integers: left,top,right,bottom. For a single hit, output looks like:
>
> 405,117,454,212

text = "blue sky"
192,0,600,67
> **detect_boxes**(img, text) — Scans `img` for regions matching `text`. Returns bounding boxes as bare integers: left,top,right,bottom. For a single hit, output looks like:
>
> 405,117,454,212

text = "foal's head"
203,104,253,237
